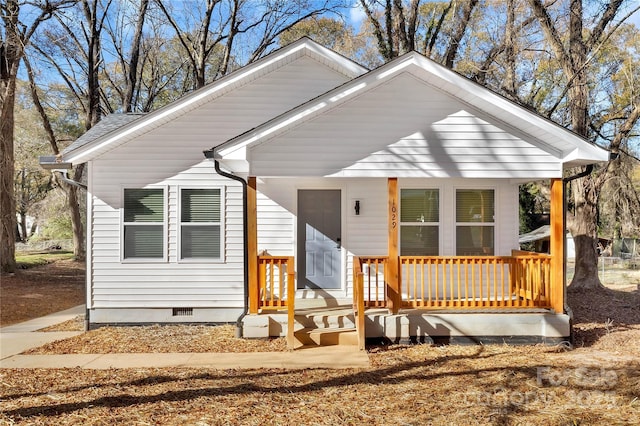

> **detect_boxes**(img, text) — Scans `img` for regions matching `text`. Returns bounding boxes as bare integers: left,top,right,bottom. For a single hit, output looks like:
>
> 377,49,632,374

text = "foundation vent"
172,308,194,317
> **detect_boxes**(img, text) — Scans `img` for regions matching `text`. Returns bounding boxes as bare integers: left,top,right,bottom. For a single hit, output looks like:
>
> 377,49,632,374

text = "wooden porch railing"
256,255,295,349
357,256,389,308
353,257,366,351
355,253,552,310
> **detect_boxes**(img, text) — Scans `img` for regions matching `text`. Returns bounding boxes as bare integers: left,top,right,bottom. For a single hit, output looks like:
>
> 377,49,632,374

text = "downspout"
204,149,249,338
560,164,594,327
55,170,88,190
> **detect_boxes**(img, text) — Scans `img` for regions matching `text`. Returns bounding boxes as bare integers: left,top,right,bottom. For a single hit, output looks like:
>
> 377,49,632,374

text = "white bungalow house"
42,38,609,348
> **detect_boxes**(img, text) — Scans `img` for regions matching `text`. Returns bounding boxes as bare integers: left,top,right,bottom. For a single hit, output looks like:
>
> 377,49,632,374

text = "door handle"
336,237,341,249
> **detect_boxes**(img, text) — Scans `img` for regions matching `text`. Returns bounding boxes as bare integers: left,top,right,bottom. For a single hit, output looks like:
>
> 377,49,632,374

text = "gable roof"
61,37,367,165
215,51,609,175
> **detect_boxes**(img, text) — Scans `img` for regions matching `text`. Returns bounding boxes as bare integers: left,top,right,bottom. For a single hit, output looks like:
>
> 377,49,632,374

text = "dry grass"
1,345,639,425
27,324,288,354
2,260,640,425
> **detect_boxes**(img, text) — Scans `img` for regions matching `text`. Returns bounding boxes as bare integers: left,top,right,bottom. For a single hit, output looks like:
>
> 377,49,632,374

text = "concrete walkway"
1,305,85,360
0,307,369,370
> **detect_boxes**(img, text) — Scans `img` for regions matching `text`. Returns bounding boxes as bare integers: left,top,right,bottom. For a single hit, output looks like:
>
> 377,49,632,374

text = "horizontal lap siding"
256,191,294,256
89,55,353,310
344,179,389,297
250,73,562,179
91,161,245,309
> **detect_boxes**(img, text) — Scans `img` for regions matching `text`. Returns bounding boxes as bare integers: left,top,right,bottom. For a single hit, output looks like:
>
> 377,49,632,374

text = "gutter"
203,149,249,338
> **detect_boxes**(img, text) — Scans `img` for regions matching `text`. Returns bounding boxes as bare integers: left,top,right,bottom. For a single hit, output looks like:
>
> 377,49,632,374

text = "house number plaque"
391,202,397,229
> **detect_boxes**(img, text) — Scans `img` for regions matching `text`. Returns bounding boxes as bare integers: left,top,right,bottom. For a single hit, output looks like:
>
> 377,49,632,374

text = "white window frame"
178,186,225,263
121,186,168,263
399,187,441,256
454,187,496,256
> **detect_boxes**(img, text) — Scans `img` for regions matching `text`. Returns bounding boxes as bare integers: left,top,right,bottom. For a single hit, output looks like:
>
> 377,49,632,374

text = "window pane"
181,189,221,222
124,225,163,258
181,225,221,259
124,189,164,222
401,189,439,223
456,226,494,256
400,225,439,256
456,189,494,223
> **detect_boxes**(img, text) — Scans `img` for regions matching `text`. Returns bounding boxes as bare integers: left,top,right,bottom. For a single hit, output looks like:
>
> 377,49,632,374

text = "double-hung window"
123,188,165,259
400,189,439,256
456,189,495,255
180,188,222,260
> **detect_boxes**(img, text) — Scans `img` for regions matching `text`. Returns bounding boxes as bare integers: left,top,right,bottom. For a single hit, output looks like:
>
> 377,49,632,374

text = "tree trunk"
0,0,20,273
565,0,603,290
443,0,478,68
123,0,149,112
18,211,28,243
503,0,517,98
82,0,102,129
568,174,603,290
67,165,85,260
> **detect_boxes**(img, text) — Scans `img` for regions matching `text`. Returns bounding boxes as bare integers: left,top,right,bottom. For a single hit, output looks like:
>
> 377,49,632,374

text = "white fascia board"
66,39,355,165
305,41,368,77
562,144,610,166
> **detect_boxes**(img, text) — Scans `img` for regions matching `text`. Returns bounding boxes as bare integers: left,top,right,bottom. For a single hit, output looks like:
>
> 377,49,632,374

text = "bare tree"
26,0,114,259
358,0,423,60
156,0,344,90
527,0,640,289
442,0,478,68
1,0,74,272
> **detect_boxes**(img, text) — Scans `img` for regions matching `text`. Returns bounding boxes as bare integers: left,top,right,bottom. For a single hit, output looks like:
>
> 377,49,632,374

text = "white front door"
297,189,342,289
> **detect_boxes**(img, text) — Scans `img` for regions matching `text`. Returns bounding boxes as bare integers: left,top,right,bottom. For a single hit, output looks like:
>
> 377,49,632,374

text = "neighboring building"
42,38,609,347
519,225,576,259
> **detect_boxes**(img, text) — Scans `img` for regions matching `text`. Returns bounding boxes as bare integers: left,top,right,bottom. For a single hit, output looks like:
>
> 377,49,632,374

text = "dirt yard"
0,258,85,327
1,259,639,425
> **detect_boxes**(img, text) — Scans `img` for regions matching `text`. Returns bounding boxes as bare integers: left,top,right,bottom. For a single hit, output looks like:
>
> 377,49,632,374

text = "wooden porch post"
550,178,565,313
387,178,400,313
248,176,259,314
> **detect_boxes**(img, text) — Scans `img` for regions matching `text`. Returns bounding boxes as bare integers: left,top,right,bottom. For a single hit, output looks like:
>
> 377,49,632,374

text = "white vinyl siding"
91,165,244,310
122,188,165,260
256,191,294,256
86,53,357,319
249,73,563,179
180,188,223,260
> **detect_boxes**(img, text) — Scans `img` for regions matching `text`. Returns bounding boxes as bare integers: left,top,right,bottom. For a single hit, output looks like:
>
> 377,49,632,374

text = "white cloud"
349,1,367,29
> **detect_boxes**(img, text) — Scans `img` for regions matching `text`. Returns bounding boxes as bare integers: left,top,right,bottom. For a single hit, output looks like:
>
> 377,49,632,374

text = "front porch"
248,250,569,349
243,178,568,350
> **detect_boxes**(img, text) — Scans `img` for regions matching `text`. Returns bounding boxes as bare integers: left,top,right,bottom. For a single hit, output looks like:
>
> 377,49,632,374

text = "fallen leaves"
26,324,288,354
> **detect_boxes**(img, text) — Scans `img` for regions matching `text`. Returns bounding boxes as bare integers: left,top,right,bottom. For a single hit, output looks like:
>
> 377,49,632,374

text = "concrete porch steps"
294,327,359,349
295,308,356,330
